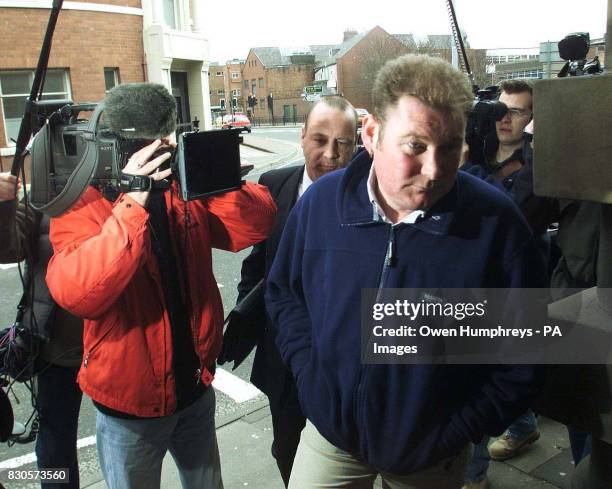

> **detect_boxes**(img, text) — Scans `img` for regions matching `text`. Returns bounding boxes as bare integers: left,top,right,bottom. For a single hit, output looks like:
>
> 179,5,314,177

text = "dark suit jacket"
237,165,304,404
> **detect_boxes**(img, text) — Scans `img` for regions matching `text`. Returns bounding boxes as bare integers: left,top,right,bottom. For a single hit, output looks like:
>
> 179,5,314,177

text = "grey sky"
202,0,608,63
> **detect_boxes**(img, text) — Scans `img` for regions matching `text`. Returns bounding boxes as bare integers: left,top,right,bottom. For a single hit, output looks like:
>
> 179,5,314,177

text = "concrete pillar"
200,62,213,130
191,0,203,33
143,0,163,25
180,0,190,31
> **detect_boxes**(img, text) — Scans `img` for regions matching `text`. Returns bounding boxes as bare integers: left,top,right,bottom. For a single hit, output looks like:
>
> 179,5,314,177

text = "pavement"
239,131,303,175
82,404,576,489
84,128,577,488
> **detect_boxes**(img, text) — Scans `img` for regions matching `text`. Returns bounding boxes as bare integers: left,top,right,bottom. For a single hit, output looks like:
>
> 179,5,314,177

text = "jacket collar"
337,149,459,236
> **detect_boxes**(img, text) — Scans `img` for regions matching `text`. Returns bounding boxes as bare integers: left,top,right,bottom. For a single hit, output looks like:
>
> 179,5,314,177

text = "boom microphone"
104,82,177,140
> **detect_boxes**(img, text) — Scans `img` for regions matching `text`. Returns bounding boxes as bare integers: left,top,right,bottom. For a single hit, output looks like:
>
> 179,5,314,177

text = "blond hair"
372,54,473,132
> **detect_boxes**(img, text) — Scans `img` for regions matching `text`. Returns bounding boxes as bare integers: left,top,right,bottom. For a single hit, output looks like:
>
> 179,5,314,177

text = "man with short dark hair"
230,95,357,486
266,55,546,489
493,79,533,174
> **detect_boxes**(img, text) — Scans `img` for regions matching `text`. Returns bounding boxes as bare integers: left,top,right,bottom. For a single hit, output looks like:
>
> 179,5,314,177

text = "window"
243,80,249,89
217,89,225,95
162,0,178,29
220,98,225,109
104,68,120,91
232,89,241,97
216,71,223,77
231,71,240,80
251,82,256,96
0,69,70,145
258,78,264,88
259,98,265,109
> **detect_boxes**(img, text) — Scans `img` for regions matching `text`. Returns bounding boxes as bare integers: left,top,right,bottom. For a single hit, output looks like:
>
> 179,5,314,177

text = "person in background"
0,171,84,489
229,95,358,486
45,83,276,489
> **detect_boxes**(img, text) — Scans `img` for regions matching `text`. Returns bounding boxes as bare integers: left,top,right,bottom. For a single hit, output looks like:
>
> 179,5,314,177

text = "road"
0,127,303,486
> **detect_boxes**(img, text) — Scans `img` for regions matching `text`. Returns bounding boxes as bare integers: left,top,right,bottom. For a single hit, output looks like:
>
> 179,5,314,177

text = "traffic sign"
304,85,323,95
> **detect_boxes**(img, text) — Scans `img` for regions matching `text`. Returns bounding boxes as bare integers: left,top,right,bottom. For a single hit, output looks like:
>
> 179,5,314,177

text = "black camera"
29,100,244,216
465,86,508,165
557,32,602,78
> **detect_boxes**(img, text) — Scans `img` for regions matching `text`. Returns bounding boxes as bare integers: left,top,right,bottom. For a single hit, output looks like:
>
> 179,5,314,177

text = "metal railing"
250,115,306,127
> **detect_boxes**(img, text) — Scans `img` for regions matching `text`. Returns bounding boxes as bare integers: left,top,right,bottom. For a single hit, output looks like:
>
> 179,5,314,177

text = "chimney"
343,29,358,42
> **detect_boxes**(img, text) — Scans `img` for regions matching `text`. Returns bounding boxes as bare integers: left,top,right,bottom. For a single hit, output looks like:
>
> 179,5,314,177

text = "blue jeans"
466,410,538,483
567,427,592,465
466,437,489,483
35,364,82,489
96,388,223,489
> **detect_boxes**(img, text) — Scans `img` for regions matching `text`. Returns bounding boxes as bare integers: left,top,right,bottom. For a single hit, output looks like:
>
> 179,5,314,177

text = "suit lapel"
268,165,304,259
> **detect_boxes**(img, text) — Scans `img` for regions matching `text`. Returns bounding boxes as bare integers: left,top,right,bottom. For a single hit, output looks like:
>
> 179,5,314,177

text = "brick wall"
79,0,142,7
337,27,410,111
265,65,313,119
208,67,225,108
226,62,244,111
241,51,266,117
0,5,144,171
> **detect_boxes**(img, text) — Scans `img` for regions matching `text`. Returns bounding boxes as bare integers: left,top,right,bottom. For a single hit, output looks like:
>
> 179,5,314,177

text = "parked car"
222,113,252,133
355,108,369,128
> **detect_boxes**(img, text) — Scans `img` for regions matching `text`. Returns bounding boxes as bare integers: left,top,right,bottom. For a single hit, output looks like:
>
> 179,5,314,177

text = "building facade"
0,0,213,171
242,47,326,122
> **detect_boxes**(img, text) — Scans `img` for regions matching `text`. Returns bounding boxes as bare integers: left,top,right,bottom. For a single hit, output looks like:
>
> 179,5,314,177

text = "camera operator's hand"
0,172,21,202
122,139,174,208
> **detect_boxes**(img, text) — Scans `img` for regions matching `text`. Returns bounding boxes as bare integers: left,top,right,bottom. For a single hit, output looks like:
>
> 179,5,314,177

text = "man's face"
496,91,532,146
363,95,464,220
301,104,356,181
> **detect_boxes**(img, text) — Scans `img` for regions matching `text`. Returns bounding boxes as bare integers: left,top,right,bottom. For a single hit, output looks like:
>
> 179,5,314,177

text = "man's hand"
121,139,174,208
0,172,20,202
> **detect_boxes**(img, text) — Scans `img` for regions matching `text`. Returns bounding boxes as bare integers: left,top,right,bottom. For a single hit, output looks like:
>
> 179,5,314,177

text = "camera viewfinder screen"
180,129,242,200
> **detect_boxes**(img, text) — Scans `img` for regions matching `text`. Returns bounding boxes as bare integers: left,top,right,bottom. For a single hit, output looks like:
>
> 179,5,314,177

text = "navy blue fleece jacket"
265,149,546,474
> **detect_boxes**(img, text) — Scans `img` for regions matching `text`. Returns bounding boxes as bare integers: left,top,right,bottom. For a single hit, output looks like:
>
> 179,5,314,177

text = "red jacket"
47,183,276,417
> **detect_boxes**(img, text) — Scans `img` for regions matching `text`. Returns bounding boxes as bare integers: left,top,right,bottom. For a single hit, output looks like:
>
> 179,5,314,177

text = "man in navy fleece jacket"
265,54,546,489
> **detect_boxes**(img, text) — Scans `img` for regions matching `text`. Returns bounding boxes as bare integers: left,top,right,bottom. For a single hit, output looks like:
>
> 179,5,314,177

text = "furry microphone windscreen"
104,83,178,140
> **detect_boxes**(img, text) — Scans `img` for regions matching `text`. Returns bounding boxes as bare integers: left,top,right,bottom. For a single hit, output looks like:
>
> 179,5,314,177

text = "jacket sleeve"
46,190,150,319
237,240,266,303
205,181,276,252
236,173,275,303
0,199,38,264
265,199,312,380
441,236,547,446
510,145,559,235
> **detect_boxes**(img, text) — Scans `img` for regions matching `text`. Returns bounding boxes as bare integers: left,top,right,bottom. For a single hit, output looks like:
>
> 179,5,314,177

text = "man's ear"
300,126,306,148
361,115,379,155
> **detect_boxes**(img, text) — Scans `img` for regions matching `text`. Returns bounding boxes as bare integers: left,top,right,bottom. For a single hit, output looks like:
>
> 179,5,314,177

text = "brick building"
314,27,453,111
225,59,245,113
0,0,213,171
242,46,334,122
208,62,227,113
334,26,411,110
207,59,245,123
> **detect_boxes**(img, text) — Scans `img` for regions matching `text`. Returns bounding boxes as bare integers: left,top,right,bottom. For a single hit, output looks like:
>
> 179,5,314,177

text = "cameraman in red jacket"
46,84,276,489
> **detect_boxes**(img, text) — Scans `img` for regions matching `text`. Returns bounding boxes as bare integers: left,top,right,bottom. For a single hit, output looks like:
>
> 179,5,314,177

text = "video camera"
557,32,602,78
29,83,244,217
465,86,508,165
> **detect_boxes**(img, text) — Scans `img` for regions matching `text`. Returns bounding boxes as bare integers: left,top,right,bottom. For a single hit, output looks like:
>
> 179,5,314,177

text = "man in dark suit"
236,95,357,486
